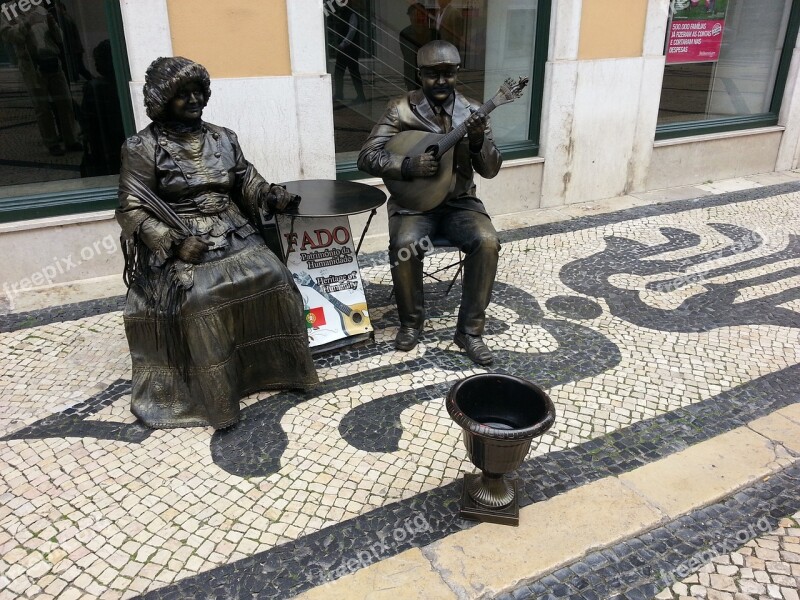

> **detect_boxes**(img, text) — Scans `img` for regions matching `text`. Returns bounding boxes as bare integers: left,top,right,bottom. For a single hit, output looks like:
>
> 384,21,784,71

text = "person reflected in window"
436,0,464,54
331,0,366,104
399,3,435,92
79,40,124,177
0,4,81,155
50,0,92,83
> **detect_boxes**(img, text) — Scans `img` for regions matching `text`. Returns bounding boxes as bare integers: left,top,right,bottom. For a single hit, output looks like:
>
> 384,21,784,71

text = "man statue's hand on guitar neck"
465,110,487,152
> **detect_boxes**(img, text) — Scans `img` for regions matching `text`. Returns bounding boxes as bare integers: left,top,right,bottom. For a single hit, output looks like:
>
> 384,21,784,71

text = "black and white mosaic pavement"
500,463,800,600
137,364,800,600
1,182,799,598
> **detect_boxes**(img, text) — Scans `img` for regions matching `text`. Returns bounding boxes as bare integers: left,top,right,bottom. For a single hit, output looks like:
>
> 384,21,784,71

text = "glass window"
0,0,129,200
325,0,542,168
658,0,794,127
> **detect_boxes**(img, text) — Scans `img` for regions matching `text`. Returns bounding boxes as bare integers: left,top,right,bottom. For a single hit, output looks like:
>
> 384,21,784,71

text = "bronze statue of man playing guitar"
358,40,509,366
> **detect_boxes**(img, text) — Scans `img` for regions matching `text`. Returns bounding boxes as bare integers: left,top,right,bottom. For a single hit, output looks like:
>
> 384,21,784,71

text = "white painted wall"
118,0,173,82
285,0,337,180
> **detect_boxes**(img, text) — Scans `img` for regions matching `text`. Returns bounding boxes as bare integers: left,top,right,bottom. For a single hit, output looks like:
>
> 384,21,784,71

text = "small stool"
388,236,464,299
424,235,463,296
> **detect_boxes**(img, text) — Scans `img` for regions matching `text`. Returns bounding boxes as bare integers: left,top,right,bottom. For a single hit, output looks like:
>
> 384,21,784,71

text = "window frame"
335,0,551,181
655,0,800,141
0,0,135,224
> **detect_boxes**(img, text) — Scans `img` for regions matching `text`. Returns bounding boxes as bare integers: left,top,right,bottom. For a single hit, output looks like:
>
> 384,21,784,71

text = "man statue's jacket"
358,89,502,217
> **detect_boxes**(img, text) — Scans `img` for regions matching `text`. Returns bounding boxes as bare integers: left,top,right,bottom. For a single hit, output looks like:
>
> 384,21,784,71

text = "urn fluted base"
467,472,514,508
459,473,520,526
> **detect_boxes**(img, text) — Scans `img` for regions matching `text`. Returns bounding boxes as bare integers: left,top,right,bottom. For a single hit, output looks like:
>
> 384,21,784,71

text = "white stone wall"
776,9,800,171
539,0,668,207
0,213,124,300
648,128,783,190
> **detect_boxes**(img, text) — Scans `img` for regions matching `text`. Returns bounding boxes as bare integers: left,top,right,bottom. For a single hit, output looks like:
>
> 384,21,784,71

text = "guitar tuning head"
511,76,529,97
495,76,530,105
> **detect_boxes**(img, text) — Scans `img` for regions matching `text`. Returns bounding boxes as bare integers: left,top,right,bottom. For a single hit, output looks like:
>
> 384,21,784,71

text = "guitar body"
384,130,456,212
335,302,369,336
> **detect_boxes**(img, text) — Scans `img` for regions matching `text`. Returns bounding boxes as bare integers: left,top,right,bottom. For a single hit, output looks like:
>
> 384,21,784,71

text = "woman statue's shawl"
116,126,269,377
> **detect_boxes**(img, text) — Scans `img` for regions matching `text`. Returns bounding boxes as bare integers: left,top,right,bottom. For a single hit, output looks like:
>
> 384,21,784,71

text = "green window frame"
335,0,551,181
655,0,800,141
0,0,135,224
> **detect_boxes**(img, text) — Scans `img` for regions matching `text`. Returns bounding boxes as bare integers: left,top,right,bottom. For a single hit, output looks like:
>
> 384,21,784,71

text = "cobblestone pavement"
656,511,800,600
0,182,799,599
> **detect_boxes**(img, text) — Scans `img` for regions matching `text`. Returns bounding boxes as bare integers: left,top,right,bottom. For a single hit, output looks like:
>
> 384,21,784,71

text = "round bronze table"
278,179,387,258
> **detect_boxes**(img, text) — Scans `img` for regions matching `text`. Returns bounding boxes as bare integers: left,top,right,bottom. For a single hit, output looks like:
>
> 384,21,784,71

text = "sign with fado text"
278,215,372,348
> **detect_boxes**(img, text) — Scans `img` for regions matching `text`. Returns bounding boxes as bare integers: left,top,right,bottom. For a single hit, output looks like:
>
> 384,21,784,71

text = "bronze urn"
446,373,556,526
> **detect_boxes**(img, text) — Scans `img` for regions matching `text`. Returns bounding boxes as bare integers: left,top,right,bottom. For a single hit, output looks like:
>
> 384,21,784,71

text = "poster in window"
278,215,373,348
666,0,729,64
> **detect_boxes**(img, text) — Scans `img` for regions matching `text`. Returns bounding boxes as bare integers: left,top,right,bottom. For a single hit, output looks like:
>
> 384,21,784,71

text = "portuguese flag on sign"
304,307,326,329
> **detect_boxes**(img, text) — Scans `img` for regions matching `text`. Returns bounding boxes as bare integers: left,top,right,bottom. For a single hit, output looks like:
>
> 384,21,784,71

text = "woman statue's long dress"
116,57,318,429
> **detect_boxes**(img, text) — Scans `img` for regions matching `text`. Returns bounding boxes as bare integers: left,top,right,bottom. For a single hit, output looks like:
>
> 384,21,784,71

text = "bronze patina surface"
116,56,317,429
357,41,502,365
447,373,556,526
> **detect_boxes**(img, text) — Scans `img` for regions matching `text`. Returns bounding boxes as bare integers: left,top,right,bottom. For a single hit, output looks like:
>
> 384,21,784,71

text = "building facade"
1,0,799,295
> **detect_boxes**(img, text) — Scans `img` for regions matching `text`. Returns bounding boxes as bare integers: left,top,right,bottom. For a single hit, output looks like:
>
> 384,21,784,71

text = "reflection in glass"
80,40,124,177
0,0,125,191
399,3,435,91
326,0,538,163
331,0,367,104
658,0,792,125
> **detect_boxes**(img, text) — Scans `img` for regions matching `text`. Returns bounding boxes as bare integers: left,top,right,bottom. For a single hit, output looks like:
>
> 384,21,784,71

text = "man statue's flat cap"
417,41,461,68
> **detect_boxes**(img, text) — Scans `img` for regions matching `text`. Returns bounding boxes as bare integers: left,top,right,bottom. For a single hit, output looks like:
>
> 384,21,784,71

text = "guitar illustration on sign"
292,272,370,337
384,76,529,212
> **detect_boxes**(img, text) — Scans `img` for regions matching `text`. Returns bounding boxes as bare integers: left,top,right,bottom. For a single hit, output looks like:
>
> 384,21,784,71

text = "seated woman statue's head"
143,56,212,124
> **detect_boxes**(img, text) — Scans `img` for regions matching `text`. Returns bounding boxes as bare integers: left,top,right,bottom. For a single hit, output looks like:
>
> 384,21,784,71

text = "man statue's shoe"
395,326,422,351
454,331,494,366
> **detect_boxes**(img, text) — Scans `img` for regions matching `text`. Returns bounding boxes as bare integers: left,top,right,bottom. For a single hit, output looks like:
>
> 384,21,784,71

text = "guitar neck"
295,272,354,318
437,98,497,156
310,281,353,318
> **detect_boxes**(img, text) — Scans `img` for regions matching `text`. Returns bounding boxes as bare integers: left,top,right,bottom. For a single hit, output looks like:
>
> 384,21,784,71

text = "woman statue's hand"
267,185,300,212
177,236,211,264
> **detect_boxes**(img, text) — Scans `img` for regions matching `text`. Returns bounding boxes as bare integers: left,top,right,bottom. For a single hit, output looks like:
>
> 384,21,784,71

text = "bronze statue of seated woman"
116,56,318,429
